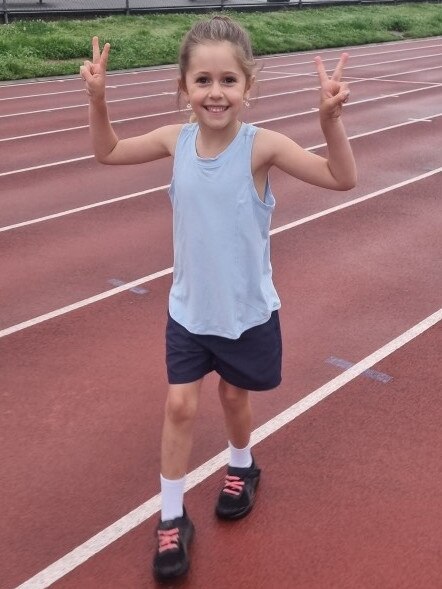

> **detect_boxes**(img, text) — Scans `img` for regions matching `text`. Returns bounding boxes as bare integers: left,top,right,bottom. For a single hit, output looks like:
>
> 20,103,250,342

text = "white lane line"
261,40,442,67
0,155,93,178
0,66,179,90
264,51,442,72
270,168,441,235
408,117,433,122
2,39,440,100
3,62,440,129
253,86,441,124
1,168,440,338
1,79,441,170
0,185,170,233
13,307,442,589
0,91,177,118
2,117,441,233
0,76,177,97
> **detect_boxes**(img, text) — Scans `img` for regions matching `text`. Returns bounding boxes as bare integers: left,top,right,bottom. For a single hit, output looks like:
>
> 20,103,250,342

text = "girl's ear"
246,74,256,94
178,77,188,95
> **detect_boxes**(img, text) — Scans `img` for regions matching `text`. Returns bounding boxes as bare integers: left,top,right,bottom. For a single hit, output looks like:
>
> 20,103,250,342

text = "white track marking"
12,307,441,589
263,51,442,72
0,91,176,117
3,62,440,128
253,85,441,124
1,39,440,99
5,52,442,114
1,168,440,338
270,168,441,235
0,78,440,156
1,116,440,233
0,186,170,233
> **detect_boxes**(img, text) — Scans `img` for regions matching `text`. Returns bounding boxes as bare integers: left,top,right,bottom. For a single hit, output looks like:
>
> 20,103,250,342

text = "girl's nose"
209,81,223,98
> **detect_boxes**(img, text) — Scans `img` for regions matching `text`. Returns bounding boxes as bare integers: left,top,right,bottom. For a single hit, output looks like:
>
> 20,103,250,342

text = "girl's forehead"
187,41,243,73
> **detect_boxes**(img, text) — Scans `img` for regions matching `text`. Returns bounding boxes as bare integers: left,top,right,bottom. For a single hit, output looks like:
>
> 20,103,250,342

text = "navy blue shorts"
166,311,282,391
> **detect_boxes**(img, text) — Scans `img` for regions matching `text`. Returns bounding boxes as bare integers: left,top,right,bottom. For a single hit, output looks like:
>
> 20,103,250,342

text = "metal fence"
0,0,438,24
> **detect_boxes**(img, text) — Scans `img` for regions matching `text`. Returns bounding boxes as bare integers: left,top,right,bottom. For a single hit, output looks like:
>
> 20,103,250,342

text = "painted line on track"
1,37,439,96
0,185,170,233
0,58,442,134
1,168,440,338
12,307,442,589
264,51,442,73
8,61,439,122
325,356,393,383
1,84,441,176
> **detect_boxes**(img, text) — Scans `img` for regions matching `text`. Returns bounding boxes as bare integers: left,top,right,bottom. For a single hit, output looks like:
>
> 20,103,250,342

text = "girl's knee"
165,382,200,423
218,378,249,406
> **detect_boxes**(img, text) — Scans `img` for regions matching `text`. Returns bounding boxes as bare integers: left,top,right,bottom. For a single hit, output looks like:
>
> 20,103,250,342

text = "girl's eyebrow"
192,71,239,77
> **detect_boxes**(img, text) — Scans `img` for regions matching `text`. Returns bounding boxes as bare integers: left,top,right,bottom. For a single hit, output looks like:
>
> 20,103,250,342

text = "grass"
0,4,441,80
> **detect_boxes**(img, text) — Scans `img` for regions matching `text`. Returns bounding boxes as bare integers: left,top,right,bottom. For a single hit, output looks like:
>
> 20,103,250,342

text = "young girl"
81,15,356,582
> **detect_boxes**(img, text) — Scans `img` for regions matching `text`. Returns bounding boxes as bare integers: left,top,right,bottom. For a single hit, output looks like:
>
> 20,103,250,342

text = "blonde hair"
178,15,257,118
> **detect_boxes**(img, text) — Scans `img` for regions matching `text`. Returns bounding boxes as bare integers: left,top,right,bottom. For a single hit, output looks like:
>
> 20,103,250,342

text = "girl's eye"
224,77,237,85
196,77,209,85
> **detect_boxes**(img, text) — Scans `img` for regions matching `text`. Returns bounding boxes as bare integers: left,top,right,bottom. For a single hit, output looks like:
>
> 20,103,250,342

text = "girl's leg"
160,378,202,520
154,380,201,581
218,377,252,460
216,377,260,520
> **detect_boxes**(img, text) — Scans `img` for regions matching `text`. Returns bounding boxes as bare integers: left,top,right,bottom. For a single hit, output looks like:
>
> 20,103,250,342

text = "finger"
92,36,100,64
331,52,349,82
80,65,93,83
314,56,329,87
333,89,350,106
100,42,110,71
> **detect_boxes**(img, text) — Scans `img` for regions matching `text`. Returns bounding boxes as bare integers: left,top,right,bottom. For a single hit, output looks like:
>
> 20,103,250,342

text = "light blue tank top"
168,122,281,339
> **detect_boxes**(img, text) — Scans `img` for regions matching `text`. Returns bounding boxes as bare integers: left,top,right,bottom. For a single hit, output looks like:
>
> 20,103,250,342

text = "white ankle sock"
160,474,185,522
228,441,253,468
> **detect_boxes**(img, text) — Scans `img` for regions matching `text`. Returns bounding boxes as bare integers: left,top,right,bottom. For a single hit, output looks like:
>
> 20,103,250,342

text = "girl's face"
183,41,252,130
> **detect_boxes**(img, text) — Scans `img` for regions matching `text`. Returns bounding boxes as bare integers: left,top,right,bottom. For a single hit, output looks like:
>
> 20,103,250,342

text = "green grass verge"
0,4,441,81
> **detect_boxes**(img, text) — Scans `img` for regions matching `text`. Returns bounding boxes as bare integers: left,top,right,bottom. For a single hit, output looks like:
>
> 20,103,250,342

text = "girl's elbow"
94,153,113,165
338,173,357,191
340,179,357,191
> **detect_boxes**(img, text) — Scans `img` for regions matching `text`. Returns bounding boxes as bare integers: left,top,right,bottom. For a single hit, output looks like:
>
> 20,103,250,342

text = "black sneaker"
153,507,194,582
215,459,261,520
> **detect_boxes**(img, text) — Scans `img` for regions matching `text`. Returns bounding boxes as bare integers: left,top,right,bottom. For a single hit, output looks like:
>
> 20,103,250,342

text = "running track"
1,37,441,589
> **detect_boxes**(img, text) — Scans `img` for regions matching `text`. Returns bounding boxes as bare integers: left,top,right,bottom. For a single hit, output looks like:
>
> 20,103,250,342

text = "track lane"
1,79,440,178
2,174,441,587
2,56,441,143
47,324,442,589
1,118,441,329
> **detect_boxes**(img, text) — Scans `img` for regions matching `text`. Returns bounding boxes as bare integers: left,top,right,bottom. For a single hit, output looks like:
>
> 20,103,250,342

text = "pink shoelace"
222,475,245,496
157,528,179,553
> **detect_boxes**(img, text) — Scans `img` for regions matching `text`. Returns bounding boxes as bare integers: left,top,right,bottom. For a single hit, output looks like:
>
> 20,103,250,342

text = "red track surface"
1,37,441,589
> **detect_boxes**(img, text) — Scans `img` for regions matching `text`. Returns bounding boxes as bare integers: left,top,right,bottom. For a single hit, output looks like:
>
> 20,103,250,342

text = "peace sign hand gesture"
314,53,350,120
80,36,110,100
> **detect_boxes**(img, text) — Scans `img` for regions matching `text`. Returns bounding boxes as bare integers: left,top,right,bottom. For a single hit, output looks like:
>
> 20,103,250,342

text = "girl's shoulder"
157,123,185,156
251,126,288,168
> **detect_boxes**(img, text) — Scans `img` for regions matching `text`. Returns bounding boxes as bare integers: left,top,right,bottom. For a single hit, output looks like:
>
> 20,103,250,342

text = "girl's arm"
260,54,357,191
80,37,180,165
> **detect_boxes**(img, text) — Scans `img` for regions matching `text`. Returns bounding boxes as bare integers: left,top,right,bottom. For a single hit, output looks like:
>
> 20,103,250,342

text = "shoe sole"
215,503,254,520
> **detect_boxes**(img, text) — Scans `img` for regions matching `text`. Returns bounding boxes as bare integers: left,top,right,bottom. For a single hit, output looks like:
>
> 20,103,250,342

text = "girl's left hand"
314,53,350,119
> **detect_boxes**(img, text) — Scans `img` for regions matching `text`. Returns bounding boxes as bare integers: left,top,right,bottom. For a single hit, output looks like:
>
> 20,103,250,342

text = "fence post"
126,0,130,15
3,0,8,24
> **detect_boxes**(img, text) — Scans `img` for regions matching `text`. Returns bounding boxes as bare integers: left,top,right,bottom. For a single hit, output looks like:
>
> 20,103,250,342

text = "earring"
244,99,250,108
186,103,191,110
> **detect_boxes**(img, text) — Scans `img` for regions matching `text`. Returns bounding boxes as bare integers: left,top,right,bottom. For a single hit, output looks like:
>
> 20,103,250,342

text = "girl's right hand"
80,36,110,100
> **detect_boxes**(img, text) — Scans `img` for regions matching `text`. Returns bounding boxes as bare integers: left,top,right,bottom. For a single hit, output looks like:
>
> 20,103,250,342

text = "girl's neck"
195,120,242,159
